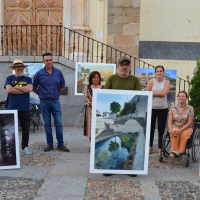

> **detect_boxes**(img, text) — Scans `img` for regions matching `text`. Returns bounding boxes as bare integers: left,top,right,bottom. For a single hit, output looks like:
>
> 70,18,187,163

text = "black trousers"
18,111,30,150
149,108,168,148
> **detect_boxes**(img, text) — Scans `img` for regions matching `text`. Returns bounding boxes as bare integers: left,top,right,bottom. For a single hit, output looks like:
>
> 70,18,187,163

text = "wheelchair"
30,103,43,133
159,124,200,167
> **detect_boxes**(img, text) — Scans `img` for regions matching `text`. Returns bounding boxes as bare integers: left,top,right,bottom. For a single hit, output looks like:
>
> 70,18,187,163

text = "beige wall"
0,1,3,24
140,0,200,42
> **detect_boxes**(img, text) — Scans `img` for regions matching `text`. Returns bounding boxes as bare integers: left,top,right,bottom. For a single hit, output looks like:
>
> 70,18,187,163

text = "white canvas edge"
0,110,20,169
90,89,152,175
74,62,116,96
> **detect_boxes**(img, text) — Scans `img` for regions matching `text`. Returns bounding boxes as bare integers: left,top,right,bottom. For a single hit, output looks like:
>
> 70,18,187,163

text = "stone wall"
108,0,140,57
0,56,85,127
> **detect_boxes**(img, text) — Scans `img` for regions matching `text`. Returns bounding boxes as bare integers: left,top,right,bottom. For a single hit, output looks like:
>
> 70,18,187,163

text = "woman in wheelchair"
168,91,194,158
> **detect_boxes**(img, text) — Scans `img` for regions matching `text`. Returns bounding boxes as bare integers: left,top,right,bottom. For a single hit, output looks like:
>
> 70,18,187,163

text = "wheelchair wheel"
185,156,190,167
191,128,200,162
159,155,163,162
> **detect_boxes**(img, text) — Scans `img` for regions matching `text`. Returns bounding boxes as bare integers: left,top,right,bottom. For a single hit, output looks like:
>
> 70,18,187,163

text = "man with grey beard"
5,59,33,155
103,56,142,177
104,56,141,90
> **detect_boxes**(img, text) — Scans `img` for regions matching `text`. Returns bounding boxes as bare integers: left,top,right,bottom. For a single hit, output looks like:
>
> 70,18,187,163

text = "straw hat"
9,59,28,69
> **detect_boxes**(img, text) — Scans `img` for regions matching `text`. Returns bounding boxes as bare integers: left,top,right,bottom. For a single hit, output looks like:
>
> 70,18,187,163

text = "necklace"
92,84,99,88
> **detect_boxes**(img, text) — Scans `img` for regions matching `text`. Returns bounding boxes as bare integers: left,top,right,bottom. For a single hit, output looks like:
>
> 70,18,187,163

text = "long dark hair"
89,71,101,86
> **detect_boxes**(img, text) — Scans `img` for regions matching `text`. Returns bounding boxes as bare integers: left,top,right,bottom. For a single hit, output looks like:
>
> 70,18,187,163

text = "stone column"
108,0,141,66
72,0,90,35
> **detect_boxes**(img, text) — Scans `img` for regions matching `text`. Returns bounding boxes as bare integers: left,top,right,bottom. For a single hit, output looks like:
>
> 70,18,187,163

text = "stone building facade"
108,0,140,58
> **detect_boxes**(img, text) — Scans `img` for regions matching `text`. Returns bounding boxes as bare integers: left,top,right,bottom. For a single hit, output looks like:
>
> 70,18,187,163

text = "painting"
0,110,20,169
90,89,152,175
13,63,44,104
24,63,44,104
75,62,116,95
135,68,177,103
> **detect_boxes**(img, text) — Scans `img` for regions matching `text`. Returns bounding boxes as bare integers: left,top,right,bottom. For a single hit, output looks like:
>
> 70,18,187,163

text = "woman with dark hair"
146,65,170,155
168,91,194,157
83,71,104,150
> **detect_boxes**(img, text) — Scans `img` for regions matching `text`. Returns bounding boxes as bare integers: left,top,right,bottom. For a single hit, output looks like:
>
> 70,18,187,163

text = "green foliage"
119,135,135,153
110,101,121,114
108,141,120,152
119,102,137,116
188,59,200,119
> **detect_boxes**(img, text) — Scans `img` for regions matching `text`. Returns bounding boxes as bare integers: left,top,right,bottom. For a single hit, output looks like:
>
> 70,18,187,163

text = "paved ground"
0,127,199,200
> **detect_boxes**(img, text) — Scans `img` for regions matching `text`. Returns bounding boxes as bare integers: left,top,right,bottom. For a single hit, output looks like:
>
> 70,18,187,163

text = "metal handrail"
0,25,189,92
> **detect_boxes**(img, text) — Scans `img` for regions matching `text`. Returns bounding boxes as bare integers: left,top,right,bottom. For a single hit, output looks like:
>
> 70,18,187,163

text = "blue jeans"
40,100,64,147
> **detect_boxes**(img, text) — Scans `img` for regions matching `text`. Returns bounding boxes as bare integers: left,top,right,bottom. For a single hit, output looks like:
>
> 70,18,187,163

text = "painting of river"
90,89,152,175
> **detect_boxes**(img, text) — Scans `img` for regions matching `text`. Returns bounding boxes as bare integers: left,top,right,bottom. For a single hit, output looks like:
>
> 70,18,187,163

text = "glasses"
119,64,130,67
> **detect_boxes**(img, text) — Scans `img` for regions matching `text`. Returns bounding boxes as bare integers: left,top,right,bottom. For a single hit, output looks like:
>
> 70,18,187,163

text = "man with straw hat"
5,59,33,155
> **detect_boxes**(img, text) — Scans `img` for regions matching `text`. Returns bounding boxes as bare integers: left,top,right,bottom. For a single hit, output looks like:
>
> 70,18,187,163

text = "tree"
119,135,135,153
119,102,137,116
108,141,119,152
187,59,200,119
110,101,121,114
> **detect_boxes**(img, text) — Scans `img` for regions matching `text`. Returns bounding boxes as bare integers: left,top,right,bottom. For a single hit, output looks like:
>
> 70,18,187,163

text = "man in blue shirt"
33,52,69,152
5,59,33,155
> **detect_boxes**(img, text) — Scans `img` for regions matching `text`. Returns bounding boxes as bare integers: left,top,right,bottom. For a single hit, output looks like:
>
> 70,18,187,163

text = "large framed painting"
0,110,20,169
90,89,152,175
75,62,116,95
135,68,177,103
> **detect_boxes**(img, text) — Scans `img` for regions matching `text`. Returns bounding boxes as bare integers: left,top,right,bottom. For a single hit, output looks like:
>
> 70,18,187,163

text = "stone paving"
0,177,44,199
0,127,199,200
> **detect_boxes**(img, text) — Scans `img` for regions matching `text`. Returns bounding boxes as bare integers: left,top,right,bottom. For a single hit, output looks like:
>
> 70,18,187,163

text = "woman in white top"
146,65,170,155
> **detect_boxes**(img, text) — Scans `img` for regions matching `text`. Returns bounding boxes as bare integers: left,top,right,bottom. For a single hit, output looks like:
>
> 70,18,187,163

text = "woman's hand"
170,129,180,136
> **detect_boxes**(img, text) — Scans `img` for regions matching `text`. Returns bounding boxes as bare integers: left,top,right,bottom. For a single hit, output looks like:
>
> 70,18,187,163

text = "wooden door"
36,0,63,55
4,0,63,55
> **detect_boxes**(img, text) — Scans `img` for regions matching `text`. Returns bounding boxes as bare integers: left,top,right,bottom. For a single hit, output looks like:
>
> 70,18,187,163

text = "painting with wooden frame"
90,89,152,175
0,110,20,169
75,62,116,95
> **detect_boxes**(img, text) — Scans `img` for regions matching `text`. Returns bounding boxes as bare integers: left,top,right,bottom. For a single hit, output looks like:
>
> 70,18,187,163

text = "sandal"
149,147,153,154
158,148,162,156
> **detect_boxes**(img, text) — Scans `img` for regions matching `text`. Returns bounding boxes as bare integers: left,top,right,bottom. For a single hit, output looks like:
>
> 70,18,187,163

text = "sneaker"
128,174,137,177
103,174,113,176
172,151,181,157
44,145,53,152
22,147,32,155
169,153,175,158
58,144,70,152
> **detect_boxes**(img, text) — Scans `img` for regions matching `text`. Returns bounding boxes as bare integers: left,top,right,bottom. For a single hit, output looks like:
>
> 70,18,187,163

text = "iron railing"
0,25,189,93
